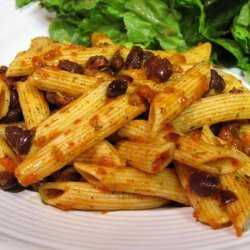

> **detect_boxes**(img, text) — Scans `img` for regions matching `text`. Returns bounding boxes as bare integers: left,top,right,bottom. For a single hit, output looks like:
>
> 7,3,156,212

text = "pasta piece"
148,62,210,137
172,134,247,174
172,93,250,133
74,163,189,205
15,93,146,186
30,79,111,152
201,124,227,146
17,80,50,129
74,140,125,168
201,124,250,177
0,137,19,173
6,37,67,77
175,162,230,228
29,66,108,97
117,120,168,144
39,182,168,211
220,72,249,94
180,43,212,64
201,124,250,236
220,172,250,236
0,79,10,119
116,140,175,173
0,122,26,138
117,120,150,142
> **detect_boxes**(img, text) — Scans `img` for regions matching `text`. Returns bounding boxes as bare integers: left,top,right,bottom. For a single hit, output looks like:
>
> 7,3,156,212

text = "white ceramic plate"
0,1,250,249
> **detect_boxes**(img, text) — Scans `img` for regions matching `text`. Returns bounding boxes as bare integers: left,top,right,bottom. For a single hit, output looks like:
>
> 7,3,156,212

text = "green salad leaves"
16,0,250,77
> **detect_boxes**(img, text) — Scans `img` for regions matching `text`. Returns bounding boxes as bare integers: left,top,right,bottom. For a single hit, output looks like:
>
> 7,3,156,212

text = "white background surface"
0,1,250,250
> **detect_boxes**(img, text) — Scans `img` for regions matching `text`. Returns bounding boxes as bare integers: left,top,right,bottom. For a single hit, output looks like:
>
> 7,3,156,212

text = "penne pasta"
220,172,250,236
39,182,168,211
171,133,247,174
29,66,112,97
117,120,150,142
148,62,210,137
17,80,50,129
172,93,250,133
219,72,249,94
74,140,125,168
180,43,212,64
200,124,250,177
6,37,67,77
74,163,189,205
116,140,175,173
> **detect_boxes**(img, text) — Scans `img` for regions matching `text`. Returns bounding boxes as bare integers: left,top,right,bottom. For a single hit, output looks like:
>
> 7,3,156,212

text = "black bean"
16,130,35,155
6,126,35,155
0,65,8,74
0,171,18,190
110,52,124,72
125,46,144,69
145,56,173,83
189,171,220,196
10,90,20,109
45,92,74,108
219,189,238,205
209,69,226,93
86,56,110,72
5,126,23,150
58,60,84,74
106,79,128,98
0,108,23,123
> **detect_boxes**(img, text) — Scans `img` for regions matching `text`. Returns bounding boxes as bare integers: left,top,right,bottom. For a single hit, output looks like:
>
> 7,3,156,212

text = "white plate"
0,1,250,249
